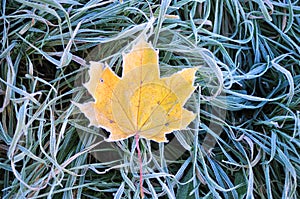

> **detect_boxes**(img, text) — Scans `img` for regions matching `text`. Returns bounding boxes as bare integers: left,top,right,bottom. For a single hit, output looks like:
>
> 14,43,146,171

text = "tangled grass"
0,0,299,198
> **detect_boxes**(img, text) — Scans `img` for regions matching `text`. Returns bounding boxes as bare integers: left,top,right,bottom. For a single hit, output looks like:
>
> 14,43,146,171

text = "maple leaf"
74,38,197,142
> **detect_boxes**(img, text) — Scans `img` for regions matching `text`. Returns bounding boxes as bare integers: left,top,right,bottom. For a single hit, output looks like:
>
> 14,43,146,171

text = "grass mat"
0,0,299,198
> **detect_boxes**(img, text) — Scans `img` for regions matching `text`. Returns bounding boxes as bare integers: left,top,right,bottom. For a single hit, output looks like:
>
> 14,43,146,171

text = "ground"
0,0,299,198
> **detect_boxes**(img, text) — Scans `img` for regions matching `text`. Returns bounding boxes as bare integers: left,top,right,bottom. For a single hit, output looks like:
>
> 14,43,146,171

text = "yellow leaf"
74,38,197,142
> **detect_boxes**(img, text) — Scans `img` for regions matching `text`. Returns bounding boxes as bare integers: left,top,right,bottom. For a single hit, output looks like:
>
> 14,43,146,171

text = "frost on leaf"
74,38,197,142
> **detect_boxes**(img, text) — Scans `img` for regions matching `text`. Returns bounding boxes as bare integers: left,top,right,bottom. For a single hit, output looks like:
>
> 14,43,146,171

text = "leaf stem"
135,134,144,198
